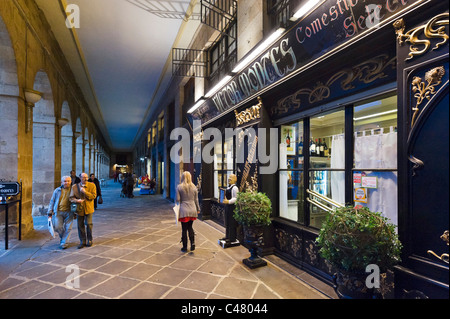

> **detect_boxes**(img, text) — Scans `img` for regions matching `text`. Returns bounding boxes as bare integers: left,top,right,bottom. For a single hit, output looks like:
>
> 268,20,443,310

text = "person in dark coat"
89,173,102,209
125,173,135,198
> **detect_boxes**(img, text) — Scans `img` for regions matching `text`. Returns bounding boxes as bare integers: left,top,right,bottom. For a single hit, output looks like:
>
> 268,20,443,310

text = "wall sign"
0,182,20,202
191,0,423,125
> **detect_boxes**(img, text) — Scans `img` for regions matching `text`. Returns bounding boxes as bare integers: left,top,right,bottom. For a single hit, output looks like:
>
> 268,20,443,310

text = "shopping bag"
173,204,180,225
47,217,55,238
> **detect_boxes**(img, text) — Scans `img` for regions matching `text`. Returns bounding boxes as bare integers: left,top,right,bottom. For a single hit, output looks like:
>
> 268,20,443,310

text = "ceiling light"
204,76,233,98
354,109,397,121
290,0,320,21
187,97,206,114
232,28,285,73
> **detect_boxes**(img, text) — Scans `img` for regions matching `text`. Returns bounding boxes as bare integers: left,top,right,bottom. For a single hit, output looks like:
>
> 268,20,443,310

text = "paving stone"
147,267,192,286
121,282,171,299
0,181,331,299
87,276,140,298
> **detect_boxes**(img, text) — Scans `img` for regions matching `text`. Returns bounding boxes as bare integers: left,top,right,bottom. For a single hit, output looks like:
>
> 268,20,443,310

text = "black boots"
181,232,195,252
189,232,195,251
181,235,188,252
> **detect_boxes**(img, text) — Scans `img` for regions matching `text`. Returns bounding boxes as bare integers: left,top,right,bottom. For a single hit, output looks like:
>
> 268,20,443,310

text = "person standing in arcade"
176,171,200,252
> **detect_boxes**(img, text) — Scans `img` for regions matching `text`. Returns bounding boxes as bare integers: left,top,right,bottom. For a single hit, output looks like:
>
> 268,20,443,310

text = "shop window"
151,122,157,146
213,135,235,199
309,109,345,228
353,95,398,225
279,121,305,223
158,116,164,142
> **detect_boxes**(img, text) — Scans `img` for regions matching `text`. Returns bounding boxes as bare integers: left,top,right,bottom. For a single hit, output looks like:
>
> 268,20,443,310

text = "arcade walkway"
0,181,335,300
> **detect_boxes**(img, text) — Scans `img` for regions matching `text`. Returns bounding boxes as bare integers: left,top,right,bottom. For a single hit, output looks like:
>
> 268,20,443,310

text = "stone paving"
0,180,332,300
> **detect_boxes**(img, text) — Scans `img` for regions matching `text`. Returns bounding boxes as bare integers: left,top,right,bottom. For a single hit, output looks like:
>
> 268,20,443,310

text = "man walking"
89,173,102,209
70,173,96,248
70,170,81,185
47,176,74,249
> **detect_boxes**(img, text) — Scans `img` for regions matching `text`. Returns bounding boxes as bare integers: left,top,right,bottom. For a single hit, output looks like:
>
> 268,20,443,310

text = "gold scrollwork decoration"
427,231,449,264
235,97,263,126
411,66,445,128
393,13,449,61
272,54,395,116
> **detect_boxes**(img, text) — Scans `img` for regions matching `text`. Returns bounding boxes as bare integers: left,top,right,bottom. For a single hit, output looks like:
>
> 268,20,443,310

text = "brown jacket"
70,182,97,216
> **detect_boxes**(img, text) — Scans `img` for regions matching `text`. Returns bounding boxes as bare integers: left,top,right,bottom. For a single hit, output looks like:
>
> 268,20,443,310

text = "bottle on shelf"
323,139,329,157
310,138,316,156
286,131,291,148
315,139,320,156
319,138,324,157
298,136,303,155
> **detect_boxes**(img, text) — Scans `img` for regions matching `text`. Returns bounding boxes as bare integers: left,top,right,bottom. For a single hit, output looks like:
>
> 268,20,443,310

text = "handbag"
70,202,78,213
98,196,103,204
71,183,82,214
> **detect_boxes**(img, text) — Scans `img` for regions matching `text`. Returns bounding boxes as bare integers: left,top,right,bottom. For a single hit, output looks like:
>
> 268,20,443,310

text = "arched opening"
0,15,19,181
32,71,55,216
90,134,95,175
84,127,89,174
75,118,83,175
61,101,72,179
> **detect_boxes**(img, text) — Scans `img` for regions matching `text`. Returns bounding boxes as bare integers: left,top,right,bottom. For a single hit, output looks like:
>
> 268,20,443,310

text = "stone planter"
242,224,267,269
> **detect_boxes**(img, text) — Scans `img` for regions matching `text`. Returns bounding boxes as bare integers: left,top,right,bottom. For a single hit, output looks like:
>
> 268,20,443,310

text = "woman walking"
176,171,200,252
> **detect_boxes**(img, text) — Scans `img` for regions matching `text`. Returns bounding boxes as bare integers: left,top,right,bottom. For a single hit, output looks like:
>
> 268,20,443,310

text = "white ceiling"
35,0,200,152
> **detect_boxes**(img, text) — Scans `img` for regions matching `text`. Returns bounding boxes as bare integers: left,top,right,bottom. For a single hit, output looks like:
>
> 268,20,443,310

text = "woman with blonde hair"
176,171,200,252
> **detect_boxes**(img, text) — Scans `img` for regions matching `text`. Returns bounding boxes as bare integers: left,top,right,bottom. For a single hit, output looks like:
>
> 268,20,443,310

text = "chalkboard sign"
0,182,20,197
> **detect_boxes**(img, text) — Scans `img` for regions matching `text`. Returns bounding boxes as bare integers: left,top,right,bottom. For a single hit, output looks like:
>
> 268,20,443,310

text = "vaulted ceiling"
35,0,201,151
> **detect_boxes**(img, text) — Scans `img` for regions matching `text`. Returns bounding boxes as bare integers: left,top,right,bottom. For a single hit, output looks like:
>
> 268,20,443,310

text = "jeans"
54,211,74,245
77,213,93,244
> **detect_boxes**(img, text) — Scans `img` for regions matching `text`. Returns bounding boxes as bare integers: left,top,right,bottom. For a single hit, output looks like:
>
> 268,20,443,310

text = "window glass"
354,95,397,169
309,109,345,228
310,109,344,168
353,95,398,225
213,141,223,198
279,120,304,223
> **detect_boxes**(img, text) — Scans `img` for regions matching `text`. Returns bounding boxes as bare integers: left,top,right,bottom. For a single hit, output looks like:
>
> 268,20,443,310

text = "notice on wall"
353,173,362,188
354,188,368,203
361,176,378,189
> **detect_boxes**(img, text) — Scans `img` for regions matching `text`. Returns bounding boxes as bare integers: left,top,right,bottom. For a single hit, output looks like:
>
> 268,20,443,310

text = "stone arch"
75,117,83,175
89,133,95,175
84,126,89,173
60,101,72,179
0,14,19,181
32,70,55,216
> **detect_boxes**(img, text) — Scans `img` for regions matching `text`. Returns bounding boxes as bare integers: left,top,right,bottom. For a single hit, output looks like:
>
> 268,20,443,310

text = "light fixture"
57,118,69,127
232,28,285,74
187,97,206,114
24,89,43,133
24,89,43,105
290,0,321,21
354,109,397,121
205,76,233,98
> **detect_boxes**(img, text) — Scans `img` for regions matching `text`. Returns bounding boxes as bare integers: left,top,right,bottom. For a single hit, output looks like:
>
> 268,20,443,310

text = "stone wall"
0,0,109,236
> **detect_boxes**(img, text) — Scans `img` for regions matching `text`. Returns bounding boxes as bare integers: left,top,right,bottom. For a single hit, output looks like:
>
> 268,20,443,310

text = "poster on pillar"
236,124,259,193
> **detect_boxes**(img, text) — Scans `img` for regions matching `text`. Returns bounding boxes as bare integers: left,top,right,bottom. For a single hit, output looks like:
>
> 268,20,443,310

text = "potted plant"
233,190,272,269
316,205,402,299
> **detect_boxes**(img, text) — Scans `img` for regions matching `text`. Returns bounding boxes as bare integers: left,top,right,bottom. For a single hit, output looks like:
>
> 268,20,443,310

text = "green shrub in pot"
316,205,402,273
316,205,402,298
233,191,272,226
